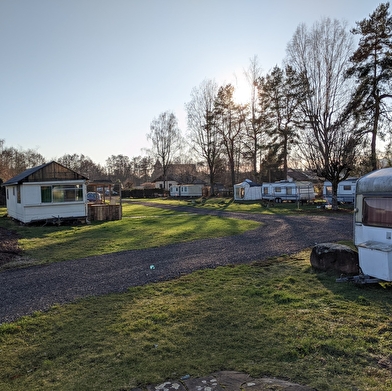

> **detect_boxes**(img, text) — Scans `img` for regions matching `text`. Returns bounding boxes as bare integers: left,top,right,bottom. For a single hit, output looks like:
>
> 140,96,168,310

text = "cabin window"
41,185,83,203
6,188,9,200
275,187,282,193
263,187,269,195
287,187,293,195
17,185,21,203
41,186,52,203
343,185,351,191
363,197,392,228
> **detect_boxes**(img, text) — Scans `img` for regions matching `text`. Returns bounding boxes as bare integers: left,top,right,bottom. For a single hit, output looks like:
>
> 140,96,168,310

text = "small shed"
234,179,262,201
2,161,88,224
86,179,122,221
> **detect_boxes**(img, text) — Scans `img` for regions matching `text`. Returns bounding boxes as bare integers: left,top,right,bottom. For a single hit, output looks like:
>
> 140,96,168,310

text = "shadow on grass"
2,254,392,390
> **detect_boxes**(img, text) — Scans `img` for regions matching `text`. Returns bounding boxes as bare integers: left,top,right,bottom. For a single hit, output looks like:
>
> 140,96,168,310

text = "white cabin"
170,184,203,197
261,181,315,203
323,178,357,204
354,168,392,281
2,161,88,224
234,179,262,201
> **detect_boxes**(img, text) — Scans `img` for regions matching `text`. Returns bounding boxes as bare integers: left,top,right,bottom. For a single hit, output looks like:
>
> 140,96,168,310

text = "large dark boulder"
310,243,359,275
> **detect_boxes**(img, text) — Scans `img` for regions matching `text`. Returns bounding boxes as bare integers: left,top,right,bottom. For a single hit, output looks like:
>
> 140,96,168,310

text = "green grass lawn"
0,203,259,267
2,201,379,391
136,197,353,214
1,252,391,391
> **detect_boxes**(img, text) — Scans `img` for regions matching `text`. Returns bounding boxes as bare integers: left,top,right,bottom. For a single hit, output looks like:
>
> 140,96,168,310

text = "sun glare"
233,78,252,105
219,71,252,105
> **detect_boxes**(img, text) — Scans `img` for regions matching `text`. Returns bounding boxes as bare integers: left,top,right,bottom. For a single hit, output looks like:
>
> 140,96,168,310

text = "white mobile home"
2,161,88,224
234,179,262,201
170,184,203,197
323,178,357,204
354,168,392,281
262,181,315,203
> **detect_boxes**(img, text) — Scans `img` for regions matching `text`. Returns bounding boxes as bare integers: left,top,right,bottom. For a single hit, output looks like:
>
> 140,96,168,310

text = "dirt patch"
0,227,21,267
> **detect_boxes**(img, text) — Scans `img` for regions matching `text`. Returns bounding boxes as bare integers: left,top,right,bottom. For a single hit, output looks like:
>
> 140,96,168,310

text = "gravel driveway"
0,204,353,324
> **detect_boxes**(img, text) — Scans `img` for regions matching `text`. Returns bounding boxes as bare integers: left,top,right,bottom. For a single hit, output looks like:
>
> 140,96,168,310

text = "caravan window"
363,197,392,228
325,186,332,196
274,187,282,193
263,187,269,195
287,187,293,195
343,185,351,191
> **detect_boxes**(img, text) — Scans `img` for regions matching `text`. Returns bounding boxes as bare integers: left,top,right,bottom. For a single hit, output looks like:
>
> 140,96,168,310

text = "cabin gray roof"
287,168,315,181
2,161,87,186
2,162,49,186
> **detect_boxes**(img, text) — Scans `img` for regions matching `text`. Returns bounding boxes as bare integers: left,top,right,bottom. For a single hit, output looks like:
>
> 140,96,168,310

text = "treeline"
0,140,156,188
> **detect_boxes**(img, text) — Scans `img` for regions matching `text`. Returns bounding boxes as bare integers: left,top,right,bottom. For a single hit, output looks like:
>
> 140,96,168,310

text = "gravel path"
0,203,353,324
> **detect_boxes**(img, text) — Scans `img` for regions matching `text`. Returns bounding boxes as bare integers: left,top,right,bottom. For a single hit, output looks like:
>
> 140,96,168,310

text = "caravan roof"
356,168,392,195
242,179,261,187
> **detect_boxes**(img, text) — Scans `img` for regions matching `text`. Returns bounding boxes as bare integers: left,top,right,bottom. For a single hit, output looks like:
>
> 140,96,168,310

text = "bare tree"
129,155,153,185
57,153,105,180
185,79,221,195
147,111,182,191
0,140,46,181
286,18,361,209
106,154,132,183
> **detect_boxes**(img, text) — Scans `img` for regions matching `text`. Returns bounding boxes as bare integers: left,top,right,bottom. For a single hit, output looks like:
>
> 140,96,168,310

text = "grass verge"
136,197,353,214
1,251,391,391
0,203,259,266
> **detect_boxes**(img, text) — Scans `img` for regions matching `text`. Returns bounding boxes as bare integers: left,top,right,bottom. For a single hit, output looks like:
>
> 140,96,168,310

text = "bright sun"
219,71,252,105
233,79,252,105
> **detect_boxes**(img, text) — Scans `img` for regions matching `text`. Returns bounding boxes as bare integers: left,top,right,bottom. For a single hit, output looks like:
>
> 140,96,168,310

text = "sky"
0,0,384,166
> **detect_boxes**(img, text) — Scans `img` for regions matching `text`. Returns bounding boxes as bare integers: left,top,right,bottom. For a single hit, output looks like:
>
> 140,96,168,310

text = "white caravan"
261,181,315,203
354,168,392,281
234,179,262,201
170,184,203,197
323,178,357,204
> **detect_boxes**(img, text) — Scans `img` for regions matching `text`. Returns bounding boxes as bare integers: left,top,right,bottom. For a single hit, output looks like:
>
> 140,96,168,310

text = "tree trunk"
331,180,339,210
209,164,215,196
371,94,380,171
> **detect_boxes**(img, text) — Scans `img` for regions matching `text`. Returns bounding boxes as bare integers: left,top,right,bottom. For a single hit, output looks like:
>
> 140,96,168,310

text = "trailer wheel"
275,197,282,203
